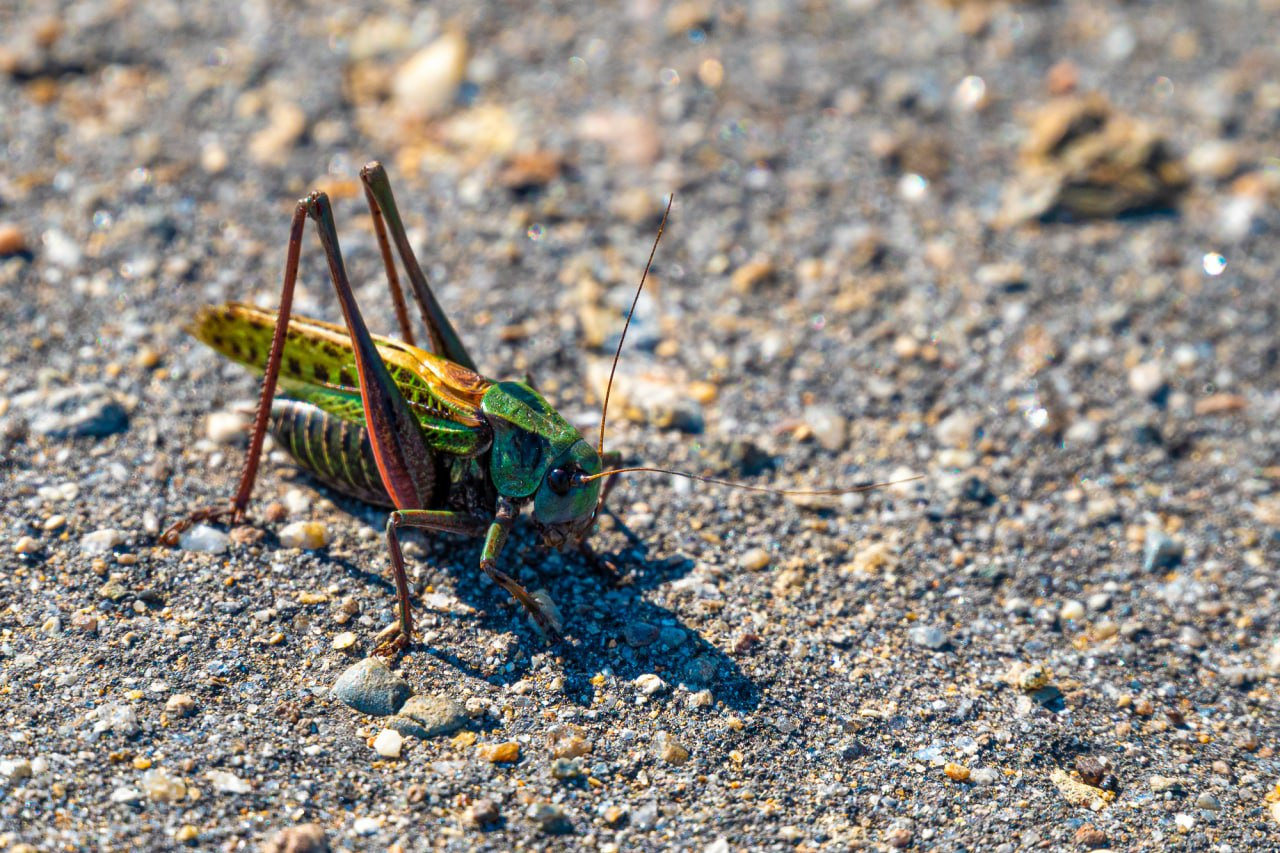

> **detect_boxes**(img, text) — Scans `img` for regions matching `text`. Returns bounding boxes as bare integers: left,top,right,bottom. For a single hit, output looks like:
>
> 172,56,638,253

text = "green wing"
191,302,493,457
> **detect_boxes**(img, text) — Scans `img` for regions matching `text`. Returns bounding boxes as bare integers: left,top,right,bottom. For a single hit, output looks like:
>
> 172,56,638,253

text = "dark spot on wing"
314,364,329,383
287,356,301,375
339,369,355,387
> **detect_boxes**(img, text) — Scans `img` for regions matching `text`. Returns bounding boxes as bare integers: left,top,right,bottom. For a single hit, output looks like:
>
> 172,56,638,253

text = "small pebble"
1143,528,1183,571
278,521,330,550
739,548,771,571
802,404,848,451
398,693,468,737
463,798,499,827
1087,593,1111,612
261,824,328,853
331,658,411,717
174,825,199,843
165,694,198,717
653,732,690,765
477,741,520,763
1060,599,1085,622
179,524,230,555
13,536,40,555
634,673,669,696
1194,791,1219,810
526,801,571,834
205,411,248,444
206,769,251,794
935,411,979,449
1128,361,1166,399
623,621,660,647
944,762,970,781
283,489,311,516
332,631,358,651
970,767,1000,785
550,757,582,780
1074,824,1108,849
1150,774,1182,793
372,728,403,758
352,817,381,836
392,31,468,121
546,726,592,759
81,528,124,555
908,625,948,650
142,768,187,803
0,222,27,256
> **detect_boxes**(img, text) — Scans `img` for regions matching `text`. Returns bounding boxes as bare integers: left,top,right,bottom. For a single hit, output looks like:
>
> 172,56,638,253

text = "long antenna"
580,467,922,497
598,194,674,456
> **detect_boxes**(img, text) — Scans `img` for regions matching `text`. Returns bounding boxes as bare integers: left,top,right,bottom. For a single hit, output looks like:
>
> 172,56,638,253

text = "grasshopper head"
531,438,602,548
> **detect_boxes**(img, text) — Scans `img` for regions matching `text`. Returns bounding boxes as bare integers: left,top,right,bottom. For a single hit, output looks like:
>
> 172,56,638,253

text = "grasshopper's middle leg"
389,498,564,644
162,198,312,545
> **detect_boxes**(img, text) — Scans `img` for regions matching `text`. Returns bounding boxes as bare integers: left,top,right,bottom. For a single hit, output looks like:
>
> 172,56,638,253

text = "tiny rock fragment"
633,673,669,696
739,548,771,571
546,725,592,759
142,768,187,803
261,823,330,853
81,528,124,555
332,631,358,651
463,798,500,828
730,257,776,292
653,731,690,765
174,825,199,843
526,801,572,834
1049,768,1113,809
278,521,331,550
248,101,307,166
1074,824,1109,849
477,741,520,763
206,769,251,794
944,762,970,782
165,693,198,718
372,728,404,758
1193,393,1246,416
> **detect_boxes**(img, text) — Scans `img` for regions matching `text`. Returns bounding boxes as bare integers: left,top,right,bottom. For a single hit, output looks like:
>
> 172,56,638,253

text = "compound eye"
547,467,571,495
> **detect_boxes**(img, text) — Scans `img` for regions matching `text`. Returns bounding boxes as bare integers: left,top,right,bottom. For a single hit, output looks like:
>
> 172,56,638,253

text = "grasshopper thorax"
481,381,603,548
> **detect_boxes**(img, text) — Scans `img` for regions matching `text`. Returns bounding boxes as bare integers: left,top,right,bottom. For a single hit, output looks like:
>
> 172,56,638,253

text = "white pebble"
392,31,469,121
936,411,979,449
278,521,331,550
1128,361,1166,398
179,524,230,554
1060,600,1085,622
81,528,124,555
206,769,251,794
634,673,669,696
205,411,249,444
353,816,382,836
372,728,404,758
142,768,188,803
283,488,312,516
739,548,771,571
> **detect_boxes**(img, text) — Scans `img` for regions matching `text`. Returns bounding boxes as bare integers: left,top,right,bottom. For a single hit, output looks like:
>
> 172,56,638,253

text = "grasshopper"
164,162,906,654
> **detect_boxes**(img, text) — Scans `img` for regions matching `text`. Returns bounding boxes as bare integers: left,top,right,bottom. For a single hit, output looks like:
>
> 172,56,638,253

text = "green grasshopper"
164,162,904,654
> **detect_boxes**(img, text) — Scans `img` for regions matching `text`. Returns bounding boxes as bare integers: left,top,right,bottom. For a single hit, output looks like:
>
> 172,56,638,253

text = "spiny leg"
162,200,310,545
359,161,477,370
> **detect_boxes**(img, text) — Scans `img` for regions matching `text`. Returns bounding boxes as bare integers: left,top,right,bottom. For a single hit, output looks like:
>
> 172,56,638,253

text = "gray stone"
397,692,468,736
908,625,948,650
23,384,129,439
331,658,411,717
1143,529,1183,571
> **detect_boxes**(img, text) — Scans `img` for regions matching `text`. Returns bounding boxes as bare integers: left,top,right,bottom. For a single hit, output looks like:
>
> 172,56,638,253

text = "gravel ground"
2,1,1279,850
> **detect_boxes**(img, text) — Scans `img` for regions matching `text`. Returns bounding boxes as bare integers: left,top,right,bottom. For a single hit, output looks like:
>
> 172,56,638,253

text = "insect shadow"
315,487,762,713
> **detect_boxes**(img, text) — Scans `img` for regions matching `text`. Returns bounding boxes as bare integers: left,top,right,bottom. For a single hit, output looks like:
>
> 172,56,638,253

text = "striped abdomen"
269,399,399,507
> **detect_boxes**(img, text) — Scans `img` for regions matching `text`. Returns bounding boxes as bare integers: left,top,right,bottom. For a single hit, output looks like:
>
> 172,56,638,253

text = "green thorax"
481,381,585,498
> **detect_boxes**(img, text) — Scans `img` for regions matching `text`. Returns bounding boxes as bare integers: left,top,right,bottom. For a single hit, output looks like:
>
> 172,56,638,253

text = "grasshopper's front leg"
389,498,564,645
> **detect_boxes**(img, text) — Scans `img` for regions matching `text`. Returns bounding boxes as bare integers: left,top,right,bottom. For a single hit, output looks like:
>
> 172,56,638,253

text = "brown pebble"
0,223,28,256
1074,824,1108,849
261,823,330,853
944,762,970,782
264,502,288,523
1133,697,1154,716
1075,755,1112,788
463,797,500,827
